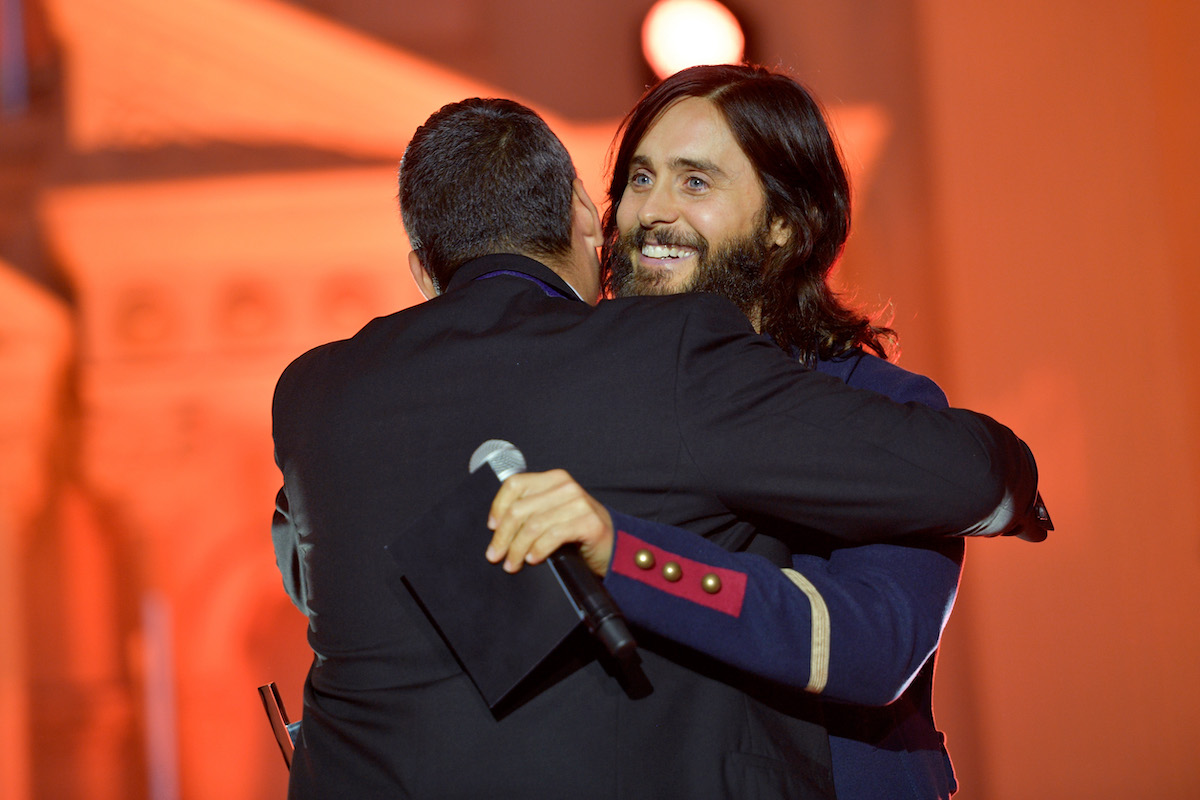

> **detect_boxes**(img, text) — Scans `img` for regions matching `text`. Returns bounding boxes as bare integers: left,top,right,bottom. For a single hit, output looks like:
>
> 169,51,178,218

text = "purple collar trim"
474,269,573,300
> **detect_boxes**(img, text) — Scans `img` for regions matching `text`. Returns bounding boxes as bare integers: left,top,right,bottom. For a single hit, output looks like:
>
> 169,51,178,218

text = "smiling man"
606,94,789,324
489,65,1049,800
604,65,877,365
598,64,994,799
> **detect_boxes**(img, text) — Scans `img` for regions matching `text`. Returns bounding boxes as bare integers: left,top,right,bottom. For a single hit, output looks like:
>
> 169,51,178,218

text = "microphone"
470,439,637,662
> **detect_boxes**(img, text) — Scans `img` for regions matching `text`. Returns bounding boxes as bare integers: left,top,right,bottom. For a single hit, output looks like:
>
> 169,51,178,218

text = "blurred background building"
1,1,1197,798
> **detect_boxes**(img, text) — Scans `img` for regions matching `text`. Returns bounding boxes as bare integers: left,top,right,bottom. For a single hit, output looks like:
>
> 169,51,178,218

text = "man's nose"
637,184,678,228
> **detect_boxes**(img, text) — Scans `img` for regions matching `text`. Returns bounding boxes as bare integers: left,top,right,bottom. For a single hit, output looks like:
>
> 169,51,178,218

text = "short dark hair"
603,64,895,364
399,98,577,290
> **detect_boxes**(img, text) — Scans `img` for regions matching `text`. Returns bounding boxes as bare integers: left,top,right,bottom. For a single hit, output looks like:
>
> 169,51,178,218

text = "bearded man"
606,63,970,800
493,64,1049,800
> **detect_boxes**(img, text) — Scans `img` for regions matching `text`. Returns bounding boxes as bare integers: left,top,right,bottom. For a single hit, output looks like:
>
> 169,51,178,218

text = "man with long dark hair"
603,63,891,365
602,63,963,800
495,65,1042,799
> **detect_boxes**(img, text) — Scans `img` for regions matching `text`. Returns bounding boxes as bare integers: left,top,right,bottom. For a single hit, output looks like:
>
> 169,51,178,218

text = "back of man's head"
400,98,578,291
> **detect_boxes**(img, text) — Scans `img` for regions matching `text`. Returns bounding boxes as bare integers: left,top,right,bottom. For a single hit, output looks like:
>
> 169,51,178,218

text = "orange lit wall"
2,1,1197,799
917,3,1200,797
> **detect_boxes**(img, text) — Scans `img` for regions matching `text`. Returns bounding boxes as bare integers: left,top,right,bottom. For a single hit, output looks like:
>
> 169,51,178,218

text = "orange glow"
4,1,1199,799
642,0,745,79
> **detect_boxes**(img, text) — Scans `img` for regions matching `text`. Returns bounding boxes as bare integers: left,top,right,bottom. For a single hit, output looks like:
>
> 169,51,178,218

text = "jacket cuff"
607,513,747,618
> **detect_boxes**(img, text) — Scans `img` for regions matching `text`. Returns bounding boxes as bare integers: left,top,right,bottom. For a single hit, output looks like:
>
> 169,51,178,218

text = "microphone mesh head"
468,439,526,481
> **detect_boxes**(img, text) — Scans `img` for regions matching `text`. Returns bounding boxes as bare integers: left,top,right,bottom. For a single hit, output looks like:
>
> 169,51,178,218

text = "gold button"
662,561,682,582
701,573,722,594
634,549,655,570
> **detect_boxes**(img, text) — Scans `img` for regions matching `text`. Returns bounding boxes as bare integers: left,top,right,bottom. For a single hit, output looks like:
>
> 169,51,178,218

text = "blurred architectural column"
0,261,72,800
37,167,419,799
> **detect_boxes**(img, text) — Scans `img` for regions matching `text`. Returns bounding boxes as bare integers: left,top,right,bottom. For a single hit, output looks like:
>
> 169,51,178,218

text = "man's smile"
643,242,700,263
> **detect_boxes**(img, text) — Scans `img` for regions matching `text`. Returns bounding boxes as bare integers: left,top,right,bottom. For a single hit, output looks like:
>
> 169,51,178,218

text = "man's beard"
605,223,770,318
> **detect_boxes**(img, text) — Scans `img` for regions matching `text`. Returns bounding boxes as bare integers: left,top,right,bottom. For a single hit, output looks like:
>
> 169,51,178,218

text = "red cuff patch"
611,531,746,617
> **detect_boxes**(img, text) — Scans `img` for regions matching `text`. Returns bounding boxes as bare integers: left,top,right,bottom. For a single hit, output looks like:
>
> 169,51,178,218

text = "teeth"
641,244,692,259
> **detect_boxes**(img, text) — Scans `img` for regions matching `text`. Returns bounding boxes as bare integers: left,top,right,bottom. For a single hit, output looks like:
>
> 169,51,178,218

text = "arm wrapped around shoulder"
938,410,1052,541
672,295,1054,543
955,431,1052,541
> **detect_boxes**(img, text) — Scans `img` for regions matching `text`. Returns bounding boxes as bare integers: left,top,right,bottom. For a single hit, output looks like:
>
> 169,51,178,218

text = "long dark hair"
603,64,895,364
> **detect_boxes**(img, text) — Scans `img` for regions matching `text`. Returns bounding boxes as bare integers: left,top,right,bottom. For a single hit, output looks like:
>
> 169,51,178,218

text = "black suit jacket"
271,254,1036,799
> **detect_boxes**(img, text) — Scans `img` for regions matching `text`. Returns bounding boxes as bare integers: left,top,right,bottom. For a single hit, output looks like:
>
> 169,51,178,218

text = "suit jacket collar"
446,254,583,301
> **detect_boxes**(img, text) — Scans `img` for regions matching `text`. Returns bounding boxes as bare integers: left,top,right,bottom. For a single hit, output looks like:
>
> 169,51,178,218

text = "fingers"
487,470,590,570
486,470,571,565
486,470,614,576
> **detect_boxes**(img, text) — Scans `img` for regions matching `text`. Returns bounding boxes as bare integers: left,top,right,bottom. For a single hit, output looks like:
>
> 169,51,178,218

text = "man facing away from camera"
271,95,1048,799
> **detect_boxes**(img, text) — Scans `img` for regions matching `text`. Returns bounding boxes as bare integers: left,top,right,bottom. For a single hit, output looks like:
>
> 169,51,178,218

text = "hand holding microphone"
486,470,615,576
471,440,636,662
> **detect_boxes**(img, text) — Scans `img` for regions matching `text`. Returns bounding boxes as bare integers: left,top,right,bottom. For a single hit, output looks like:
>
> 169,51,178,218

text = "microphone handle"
546,544,637,661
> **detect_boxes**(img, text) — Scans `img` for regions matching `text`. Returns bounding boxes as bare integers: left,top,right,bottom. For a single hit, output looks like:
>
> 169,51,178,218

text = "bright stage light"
641,0,745,80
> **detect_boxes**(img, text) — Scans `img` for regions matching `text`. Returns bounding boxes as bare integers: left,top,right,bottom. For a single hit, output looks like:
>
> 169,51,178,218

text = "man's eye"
630,173,652,187
685,176,709,191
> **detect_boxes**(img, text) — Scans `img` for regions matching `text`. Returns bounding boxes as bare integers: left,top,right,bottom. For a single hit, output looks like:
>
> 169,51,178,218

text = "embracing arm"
486,472,961,704
672,295,1049,542
604,512,961,705
485,346,971,702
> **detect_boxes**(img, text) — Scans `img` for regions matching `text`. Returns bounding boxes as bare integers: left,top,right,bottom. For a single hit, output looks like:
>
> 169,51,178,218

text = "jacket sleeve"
606,343,966,704
272,481,312,616
270,349,321,618
604,513,962,705
670,295,1043,542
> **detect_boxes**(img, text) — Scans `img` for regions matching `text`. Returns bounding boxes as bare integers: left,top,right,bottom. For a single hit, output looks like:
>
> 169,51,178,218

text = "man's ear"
768,216,792,248
408,250,438,300
571,178,603,251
